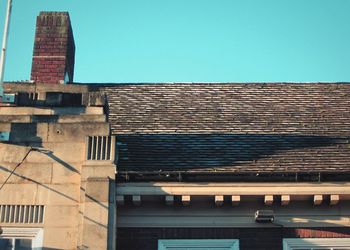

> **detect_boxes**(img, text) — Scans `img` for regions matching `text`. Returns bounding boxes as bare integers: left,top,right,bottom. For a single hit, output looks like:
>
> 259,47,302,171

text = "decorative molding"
264,195,273,205
0,227,43,249
158,239,239,250
215,195,224,206
281,195,290,206
330,194,340,205
182,196,190,206
283,238,350,250
116,182,350,207
116,182,350,196
231,195,240,206
314,195,323,205
165,196,174,206
0,227,42,238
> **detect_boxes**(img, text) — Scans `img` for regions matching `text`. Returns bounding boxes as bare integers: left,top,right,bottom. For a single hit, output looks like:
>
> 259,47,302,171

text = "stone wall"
0,84,115,249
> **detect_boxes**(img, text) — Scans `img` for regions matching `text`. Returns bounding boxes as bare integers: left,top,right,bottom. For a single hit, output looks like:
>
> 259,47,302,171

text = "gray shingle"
101,83,350,173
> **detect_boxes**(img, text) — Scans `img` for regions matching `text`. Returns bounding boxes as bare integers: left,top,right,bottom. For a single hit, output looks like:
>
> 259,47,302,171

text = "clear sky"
0,0,349,83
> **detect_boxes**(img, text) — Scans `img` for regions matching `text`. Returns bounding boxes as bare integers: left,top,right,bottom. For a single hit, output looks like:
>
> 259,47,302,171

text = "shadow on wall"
9,123,79,174
116,134,350,171
0,165,79,203
0,123,80,202
9,123,44,145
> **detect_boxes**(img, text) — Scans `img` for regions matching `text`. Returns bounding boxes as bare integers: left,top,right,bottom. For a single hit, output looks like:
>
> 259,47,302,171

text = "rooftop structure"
1,11,350,250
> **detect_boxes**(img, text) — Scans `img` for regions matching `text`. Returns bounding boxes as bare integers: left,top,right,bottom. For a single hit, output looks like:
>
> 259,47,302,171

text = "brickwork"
285,227,350,238
117,227,350,250
30,12,75,84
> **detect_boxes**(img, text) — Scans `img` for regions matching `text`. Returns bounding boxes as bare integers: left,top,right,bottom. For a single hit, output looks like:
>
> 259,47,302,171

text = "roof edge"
74,81,350,87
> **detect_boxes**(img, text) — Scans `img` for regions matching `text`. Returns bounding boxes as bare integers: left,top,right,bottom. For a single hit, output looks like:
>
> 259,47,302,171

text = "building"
1,11,350,250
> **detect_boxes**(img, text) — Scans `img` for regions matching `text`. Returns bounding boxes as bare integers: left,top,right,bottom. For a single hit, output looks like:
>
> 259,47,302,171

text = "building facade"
1,11,350,250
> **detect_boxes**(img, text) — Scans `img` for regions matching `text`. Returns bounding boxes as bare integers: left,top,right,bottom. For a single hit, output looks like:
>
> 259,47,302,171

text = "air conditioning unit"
254,210,274,223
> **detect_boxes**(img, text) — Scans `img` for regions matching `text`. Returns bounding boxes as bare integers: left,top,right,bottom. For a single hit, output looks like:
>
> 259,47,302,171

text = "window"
0,205,44,224
86,136,115,161
283,238,350,250
0,228,43,250
0,238,32,250
158,239,239,250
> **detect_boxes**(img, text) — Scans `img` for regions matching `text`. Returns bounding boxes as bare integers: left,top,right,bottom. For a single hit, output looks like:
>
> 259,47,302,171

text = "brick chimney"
30,12,75,84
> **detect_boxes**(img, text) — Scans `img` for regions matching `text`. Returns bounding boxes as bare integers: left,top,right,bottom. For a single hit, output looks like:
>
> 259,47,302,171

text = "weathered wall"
0,91,115,249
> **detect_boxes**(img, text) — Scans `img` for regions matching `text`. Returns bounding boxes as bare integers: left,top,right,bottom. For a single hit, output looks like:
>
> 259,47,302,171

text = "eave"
116,182,350,206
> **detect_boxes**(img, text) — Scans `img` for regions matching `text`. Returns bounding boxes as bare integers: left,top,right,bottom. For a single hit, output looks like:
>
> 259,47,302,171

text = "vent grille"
0,205,44,224
87,136,114,160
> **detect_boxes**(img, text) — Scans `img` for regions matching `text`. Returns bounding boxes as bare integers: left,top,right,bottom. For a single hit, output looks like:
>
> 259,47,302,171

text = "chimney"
30,12,75,84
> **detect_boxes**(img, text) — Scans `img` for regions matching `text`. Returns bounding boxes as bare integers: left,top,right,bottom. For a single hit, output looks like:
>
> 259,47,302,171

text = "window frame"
283,238,350,250
158,239,239,250
0,227,43,250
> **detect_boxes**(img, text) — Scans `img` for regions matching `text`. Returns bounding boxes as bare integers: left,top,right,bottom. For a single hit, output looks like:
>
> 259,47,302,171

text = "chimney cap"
39,11,70,16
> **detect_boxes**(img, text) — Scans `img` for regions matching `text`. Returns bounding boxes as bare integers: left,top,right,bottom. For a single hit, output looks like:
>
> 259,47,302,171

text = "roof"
102,83,350,174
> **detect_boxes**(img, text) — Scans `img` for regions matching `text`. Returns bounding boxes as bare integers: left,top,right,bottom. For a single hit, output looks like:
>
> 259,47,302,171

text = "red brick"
30,12,75,84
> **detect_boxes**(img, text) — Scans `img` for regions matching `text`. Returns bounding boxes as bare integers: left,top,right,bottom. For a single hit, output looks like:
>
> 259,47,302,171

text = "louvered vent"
0,205,44,224
86,136,115,161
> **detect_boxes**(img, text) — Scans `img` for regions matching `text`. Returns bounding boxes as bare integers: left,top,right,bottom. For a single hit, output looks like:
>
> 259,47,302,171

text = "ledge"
116,182,350,196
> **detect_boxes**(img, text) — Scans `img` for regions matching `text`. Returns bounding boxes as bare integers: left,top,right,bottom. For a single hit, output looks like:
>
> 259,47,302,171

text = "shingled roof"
102,83,350,174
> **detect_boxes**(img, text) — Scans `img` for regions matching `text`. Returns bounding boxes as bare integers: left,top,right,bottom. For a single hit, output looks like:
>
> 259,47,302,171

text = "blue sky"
0,0,349,83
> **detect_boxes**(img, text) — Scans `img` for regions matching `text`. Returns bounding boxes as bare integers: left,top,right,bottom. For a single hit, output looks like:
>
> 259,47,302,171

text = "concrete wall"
0,85,115,250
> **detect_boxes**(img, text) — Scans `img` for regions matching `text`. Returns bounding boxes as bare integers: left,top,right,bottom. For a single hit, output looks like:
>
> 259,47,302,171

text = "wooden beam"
132,195,141,206
314,195,323,205
231,195,240,206
330,194,339,205
165,195,174,206
264,195,274,205
116,195,124,206
182,195,190,206
215,195,224,206
281,195,290,206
